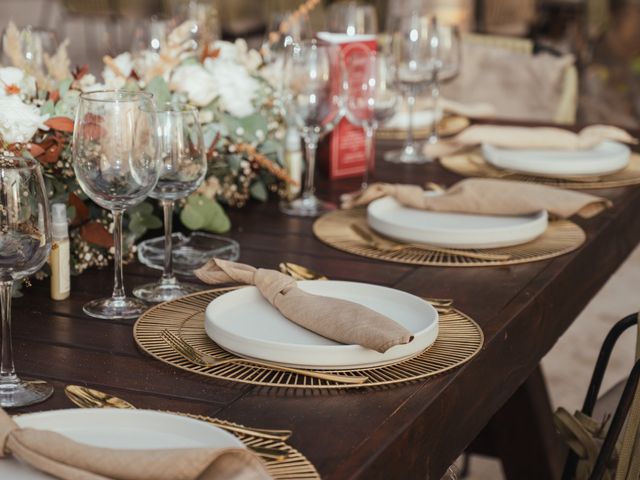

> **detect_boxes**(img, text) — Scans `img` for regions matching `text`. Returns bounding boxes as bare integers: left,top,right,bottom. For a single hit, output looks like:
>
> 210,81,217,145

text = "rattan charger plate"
134,288,484,389
440,150,640,190
313,209,585,267
181,412,319,479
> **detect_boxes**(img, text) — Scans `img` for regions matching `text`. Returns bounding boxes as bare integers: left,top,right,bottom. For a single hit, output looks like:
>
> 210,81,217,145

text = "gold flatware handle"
161,330,369,385
351,223,510,261
278,262,328,281
64,385,292,442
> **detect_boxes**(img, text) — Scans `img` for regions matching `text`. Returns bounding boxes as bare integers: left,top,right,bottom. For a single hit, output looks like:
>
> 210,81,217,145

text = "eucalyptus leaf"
249,181,268,202
40,100,55,116
145,76,171,105
180,203,206,230
180,194,230,233
58,78,73,98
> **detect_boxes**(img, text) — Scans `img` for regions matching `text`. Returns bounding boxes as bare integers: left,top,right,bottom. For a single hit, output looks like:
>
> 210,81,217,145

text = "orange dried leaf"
45,117,74,133
80,222,113,248
68,192,89,225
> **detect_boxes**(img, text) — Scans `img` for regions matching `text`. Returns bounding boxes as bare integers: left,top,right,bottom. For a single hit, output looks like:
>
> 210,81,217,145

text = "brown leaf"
68,192,89,226
200,44,220,63
33,136,64,164
45,116,74,133
72,64,89,81
48,90,60,102
80,221,113,248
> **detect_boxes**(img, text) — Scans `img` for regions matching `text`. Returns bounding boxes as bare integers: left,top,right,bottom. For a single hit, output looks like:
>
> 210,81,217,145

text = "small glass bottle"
50,203,70,300
284,124,303,200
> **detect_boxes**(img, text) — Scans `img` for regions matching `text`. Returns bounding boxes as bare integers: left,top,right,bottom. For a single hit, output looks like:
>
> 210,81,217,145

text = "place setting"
134,259,483,389
437,124,640,190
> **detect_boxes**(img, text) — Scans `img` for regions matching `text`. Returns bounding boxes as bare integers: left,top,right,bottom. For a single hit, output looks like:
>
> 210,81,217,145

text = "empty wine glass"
0,155,52,407
345,50,398,189
134,104,207,303
425,19,461,150
73,90,160,319
326,1,378,36
385,13,435,164
280,40,345,217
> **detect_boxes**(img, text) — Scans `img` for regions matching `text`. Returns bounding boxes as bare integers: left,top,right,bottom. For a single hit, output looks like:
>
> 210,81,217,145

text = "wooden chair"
560,313,640,480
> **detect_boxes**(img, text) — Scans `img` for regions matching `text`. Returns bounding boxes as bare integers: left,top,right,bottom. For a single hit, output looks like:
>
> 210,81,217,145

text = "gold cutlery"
278,262,455,314
161,330,370,385
350,223,511,261
64,385,290,460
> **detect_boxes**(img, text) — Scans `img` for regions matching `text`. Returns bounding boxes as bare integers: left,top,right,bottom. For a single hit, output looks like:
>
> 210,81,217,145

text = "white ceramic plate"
482,140,630,178
367,196,548,249
1,409,244,479
205,281,439,370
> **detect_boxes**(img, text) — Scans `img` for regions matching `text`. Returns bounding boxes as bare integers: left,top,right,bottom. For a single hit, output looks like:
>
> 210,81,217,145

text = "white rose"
170,64,217,107
102,52,133,88
0,95,49,144
77,73,98,92
0,67,36,98
204,59,259,117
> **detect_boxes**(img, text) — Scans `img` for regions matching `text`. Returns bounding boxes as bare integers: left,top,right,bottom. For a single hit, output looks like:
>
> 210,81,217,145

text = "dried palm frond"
44,38,71,81
236,143,297,185
2,21,26,70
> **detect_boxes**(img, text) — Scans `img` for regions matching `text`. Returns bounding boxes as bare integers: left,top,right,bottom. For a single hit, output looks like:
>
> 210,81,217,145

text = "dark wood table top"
12,132,640,479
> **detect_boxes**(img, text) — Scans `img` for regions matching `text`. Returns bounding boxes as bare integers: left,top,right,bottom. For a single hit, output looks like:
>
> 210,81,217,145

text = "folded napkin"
424,124,638,158
384,98,495,130
194,259,413,353
0,408,271,480
340,179,611,219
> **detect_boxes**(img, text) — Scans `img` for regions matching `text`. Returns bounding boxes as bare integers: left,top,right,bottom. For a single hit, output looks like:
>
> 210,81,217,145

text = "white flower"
170,63,217,107
204,58,259,117
102,52,133,89
212,39,262,72
77,73,99,92
0,95,49,144
0,67,36,98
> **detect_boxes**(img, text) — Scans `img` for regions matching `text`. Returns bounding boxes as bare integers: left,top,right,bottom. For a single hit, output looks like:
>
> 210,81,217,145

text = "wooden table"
12,134,640,479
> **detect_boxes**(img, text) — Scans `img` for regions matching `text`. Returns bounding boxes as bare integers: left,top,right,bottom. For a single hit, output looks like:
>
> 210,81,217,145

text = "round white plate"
205,281,439,370
1,409,244,479
367,196,548,249
482,140,630,178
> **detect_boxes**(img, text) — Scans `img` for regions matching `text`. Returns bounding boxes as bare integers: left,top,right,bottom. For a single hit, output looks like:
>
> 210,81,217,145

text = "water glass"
0,155,52,407
134,104,207,303
72,90,160,319
326,1,378,36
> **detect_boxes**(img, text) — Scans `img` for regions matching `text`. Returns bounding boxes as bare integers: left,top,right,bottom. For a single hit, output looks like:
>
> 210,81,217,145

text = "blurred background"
1,0,639,128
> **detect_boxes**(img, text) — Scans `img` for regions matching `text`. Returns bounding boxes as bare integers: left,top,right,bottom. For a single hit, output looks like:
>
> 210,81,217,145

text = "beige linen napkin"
340,179,611,219
0,408,271,480
194,259,413,353
424,124,638,158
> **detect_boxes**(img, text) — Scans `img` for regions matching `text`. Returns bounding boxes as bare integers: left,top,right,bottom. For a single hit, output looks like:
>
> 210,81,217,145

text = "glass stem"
405,92,416,153
112,210,125,301
429,74,440,145
0,281,16,384
362,123,375,189
161,200,175,284
302,136,319,199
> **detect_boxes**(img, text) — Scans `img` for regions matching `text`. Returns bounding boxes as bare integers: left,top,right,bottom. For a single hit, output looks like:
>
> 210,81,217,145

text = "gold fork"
161,330,370,385
350,223,511,261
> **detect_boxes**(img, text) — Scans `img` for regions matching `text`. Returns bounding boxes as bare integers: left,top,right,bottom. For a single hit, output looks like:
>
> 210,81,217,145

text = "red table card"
317,32,377,180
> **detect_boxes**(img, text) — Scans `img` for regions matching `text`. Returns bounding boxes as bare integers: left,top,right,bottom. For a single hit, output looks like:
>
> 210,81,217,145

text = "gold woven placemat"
181,413,319,479
134,288,484,389
440,150,640,190
376,114,470,140
313,209,585,267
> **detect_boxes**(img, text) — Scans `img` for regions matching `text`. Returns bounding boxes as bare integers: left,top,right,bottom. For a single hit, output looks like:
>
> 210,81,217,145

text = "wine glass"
73,90,160,319
133,104,207,303
345,50,398,189
2,26,58,72
0,155,53,407
280,40,345,217
425,20,461,150
326,1,378,36
384,13,435,164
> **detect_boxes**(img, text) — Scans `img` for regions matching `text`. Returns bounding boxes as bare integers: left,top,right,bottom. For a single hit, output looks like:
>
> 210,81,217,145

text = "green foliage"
127,202,162,237
58,78,73,98
145,76,171,105
249,181,268,202
180,194,231,233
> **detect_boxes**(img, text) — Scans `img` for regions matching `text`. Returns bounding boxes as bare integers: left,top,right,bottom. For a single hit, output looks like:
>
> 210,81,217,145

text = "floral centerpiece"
0,20,292,278
96,21,294,233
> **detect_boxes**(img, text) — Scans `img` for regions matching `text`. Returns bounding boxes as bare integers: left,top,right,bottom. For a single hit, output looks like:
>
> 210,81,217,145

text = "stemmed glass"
73,90,160,319
326,1,378,36
385,13,435,164
280,40,345,217
345,51,399,189
0,156,52,407
134,104,207,303
425,20,461,150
